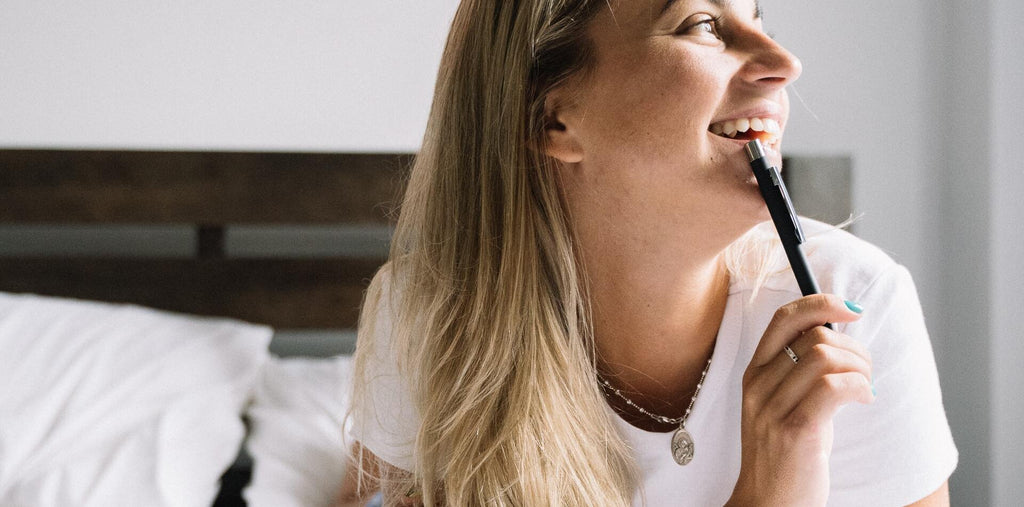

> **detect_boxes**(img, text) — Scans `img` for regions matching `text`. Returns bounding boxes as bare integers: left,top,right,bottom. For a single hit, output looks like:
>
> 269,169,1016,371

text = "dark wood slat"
0,150,412,224
0,257,386,328
197,225,226,259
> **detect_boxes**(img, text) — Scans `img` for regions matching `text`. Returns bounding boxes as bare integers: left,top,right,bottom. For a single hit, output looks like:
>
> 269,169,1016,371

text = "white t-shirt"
351,222,958,506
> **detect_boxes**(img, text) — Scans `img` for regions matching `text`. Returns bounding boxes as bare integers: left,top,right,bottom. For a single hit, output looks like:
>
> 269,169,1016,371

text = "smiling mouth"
709,117,781,149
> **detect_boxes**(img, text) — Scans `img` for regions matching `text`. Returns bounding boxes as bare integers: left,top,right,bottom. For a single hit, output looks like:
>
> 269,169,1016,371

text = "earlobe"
542,96,585,164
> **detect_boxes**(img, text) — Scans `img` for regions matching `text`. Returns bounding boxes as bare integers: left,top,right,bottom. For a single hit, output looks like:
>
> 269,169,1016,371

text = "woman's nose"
739,32,803,89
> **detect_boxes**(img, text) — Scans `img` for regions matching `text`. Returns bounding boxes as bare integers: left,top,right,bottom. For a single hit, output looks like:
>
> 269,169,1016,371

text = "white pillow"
244,355,353,507
0,292,271,507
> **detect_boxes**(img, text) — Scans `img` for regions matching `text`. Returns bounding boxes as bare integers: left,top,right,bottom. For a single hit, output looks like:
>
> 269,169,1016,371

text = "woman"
340,0,957,505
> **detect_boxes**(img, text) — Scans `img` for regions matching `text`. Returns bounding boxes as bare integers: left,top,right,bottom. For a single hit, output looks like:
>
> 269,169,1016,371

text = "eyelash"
680,15,723,39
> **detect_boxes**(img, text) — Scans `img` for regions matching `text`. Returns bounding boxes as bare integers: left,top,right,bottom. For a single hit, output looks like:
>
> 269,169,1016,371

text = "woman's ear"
542,92,584,164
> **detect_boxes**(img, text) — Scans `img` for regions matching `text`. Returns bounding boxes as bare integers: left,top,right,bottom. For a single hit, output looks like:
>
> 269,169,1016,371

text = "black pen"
745,139,833,330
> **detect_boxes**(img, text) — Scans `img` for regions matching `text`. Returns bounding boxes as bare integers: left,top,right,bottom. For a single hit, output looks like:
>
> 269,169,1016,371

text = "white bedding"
244,355,353,507
0,293,272,507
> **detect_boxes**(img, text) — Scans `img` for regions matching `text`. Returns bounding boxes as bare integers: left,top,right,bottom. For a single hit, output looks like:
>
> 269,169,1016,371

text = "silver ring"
783,345,799,364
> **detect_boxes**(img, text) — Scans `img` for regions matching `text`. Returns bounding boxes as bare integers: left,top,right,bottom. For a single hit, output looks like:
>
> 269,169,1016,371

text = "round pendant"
671,426,695,465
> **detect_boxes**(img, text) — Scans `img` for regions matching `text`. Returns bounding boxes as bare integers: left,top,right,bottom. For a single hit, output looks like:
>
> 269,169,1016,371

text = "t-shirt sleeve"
347,271,419,471
827,264,957,506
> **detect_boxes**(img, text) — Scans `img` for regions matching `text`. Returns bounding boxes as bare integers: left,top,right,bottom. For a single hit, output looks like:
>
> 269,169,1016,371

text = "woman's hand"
727,294,874,507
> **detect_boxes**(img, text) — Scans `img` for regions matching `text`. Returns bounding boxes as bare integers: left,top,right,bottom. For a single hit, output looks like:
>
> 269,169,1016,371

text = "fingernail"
844,300,864,314
871,383,877,397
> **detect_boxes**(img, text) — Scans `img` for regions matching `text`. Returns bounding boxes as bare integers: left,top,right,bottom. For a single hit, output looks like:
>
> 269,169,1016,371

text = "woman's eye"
679,16,722,40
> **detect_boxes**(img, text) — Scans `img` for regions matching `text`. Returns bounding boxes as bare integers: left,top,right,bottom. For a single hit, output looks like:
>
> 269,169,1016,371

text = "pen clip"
768,165,805,244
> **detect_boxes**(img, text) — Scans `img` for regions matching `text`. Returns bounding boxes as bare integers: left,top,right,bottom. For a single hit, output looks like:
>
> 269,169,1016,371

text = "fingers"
756,327,872,394
743,325,873,422
783,371,875,431
764,329,874,420
751,294,864,368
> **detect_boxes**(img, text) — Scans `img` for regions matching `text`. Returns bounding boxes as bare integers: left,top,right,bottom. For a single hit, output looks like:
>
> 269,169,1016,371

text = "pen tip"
745,139,765,162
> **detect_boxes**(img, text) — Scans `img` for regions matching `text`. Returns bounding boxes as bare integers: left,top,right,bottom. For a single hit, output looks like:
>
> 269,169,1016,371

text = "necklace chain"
598,355,713,427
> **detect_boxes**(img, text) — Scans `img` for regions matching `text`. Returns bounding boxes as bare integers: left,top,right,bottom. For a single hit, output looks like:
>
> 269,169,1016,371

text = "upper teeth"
709,117,781,138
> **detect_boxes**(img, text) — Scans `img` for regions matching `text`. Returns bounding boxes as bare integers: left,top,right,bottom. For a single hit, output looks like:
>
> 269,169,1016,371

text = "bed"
0,149,410,506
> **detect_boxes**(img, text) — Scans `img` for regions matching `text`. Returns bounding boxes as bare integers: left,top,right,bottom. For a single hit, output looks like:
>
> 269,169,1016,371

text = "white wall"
924,2,994,504
0,0,459,151
3,0,1020,503
990,0,1024,503
759,1,932,276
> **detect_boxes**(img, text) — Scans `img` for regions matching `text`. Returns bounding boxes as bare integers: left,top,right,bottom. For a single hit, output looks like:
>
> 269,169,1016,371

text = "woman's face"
551,0,802,243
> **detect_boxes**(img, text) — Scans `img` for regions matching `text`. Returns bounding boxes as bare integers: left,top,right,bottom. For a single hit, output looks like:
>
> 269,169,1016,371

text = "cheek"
585,51,721,149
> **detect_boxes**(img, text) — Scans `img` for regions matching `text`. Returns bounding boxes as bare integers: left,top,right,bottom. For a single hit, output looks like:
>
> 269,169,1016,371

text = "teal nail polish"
871,383,877,397
844,300,864,314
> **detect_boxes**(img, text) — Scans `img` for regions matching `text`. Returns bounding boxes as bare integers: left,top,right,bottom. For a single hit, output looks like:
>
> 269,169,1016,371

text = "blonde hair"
350,0,637,505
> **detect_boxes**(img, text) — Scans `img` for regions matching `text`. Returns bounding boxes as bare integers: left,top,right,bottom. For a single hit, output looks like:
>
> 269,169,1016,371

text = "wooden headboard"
0,149,412,329
0,149,854,331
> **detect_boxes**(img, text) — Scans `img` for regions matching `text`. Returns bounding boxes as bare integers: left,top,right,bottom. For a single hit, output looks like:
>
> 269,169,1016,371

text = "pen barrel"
747,143,833,329
748,154,822,298
781,240,834,330
780,238,822,296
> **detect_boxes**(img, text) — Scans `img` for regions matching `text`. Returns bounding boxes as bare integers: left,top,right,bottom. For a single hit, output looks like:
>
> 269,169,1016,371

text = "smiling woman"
341,0,957,505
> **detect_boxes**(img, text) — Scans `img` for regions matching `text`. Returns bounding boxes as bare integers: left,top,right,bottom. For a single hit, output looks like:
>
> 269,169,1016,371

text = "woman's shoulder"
755,218,904,299
803,218,900,288
350,261,420,470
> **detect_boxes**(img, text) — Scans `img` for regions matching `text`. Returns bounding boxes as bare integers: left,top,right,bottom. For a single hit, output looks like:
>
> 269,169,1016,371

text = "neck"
584,231,732,421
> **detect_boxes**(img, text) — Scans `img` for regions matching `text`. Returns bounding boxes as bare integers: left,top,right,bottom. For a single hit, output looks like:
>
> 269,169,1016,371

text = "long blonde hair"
350,0,639,504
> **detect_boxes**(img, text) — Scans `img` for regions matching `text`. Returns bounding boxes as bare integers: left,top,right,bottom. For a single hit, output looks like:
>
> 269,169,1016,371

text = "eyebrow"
660,0,762,18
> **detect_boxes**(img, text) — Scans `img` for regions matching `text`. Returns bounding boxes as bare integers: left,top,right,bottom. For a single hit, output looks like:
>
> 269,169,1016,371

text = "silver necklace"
598,354,713,466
